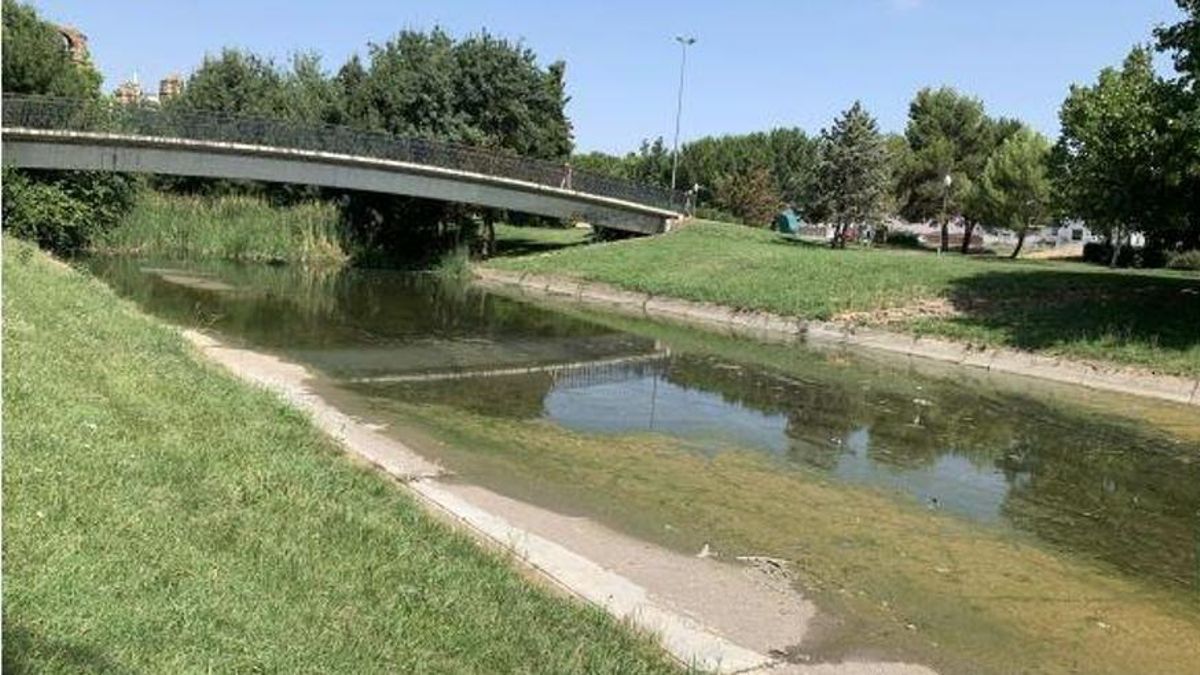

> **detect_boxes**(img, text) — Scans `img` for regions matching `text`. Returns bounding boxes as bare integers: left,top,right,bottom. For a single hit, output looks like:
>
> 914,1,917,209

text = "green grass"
1,236,676,674
489,220,1200,376
96,191,347,264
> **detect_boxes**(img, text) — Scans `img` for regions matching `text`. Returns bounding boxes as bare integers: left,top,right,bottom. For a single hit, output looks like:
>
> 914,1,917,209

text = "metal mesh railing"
1,95,682,212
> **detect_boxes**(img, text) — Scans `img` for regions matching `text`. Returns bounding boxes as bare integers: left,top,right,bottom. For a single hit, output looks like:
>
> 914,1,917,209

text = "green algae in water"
87,254,1200,674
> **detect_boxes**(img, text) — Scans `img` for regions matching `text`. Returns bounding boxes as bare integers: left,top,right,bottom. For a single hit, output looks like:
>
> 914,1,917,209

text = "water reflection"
87,255,1200,594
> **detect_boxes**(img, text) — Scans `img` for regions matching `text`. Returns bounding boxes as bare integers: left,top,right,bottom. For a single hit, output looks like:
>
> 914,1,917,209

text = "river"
87,255,1200,674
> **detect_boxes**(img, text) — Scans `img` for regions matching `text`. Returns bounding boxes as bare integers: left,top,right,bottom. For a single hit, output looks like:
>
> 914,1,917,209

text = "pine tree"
816,101,889,248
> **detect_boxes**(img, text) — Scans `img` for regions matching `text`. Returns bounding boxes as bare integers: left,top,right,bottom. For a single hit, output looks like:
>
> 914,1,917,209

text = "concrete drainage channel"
184,330,935,675
473,268,1200,408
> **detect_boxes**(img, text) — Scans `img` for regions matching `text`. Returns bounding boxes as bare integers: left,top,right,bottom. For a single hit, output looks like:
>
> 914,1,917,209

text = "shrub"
1082,241,1113,264
1081,241,1170,268
2,169,137,254
884,231,923,249
693,206,744,225
1166,249,1200,270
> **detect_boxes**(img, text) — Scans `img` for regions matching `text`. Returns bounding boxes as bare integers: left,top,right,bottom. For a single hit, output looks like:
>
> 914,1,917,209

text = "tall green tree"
712,166,783,226
979,127,1053,258
285,52,342,125
1155,0,1200,86
958,116,1023,253
576,129,820,223
332,55,378,128
1154,0,1200,250
451,32,572,158
1,0,100,97
1053,47,1172,265
897,87,992,252
172,48,289,117
676,129,818,211
814,101,890,248
359,29,463,140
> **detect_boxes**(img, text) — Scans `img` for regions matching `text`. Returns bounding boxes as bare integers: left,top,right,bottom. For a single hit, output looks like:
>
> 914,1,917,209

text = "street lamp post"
670,35,696,192
939,173,953,256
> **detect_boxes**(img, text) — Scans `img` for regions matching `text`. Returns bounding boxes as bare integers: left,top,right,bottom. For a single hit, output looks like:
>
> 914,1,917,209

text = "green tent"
773,208,802,234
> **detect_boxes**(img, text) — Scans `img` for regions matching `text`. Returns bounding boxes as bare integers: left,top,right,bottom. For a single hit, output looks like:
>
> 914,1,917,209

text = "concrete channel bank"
474,268,1200,407
183,330,934,675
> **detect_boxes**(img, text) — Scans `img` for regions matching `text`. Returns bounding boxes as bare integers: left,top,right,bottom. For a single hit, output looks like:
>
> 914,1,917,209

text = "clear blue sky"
31,0,1186,153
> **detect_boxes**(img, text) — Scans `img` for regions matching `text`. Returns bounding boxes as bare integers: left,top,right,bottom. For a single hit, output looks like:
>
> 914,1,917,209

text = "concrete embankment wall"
475,268,1200,407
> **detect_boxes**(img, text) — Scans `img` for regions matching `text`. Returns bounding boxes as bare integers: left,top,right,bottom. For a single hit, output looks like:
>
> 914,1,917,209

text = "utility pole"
671,35,696,192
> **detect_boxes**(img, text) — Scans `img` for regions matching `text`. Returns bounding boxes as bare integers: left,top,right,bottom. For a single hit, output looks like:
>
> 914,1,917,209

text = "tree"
1,0,136,254
451,32,572,158
1154,0,1200,251
360,29,463,140
172,48,289,117
677,129,819,211
881,133,912,222
285,52,342,125
713,167,783,226
1155,0,1200,86
625,137,673,187
979,127,1053,258
1,0,100,97
814,101,889,247
897,87,992,252
332,55,378,128
1054,47,1172,265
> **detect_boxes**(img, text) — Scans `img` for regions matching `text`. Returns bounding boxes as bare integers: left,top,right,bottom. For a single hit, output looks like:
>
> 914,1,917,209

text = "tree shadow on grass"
492,233,590,259
934,265,1200,360
3,625,119,674
769,234,945,255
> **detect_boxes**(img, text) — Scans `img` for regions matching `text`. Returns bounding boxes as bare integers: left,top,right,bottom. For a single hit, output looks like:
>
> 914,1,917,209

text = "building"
158,74,183,101
1037,221,1145,249
113,78,143,105
113,74,185,105
55,24,88,64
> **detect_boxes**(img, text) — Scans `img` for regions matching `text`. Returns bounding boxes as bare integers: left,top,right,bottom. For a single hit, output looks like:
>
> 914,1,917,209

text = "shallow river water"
88,256,1200,674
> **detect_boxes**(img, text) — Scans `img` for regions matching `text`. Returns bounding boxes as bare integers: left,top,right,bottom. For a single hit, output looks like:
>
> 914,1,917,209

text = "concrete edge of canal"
181,329,938,675
473,268,1200,408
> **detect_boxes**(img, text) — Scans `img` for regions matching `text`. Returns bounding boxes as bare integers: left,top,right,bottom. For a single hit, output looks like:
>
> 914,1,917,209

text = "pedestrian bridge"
1,96,683,234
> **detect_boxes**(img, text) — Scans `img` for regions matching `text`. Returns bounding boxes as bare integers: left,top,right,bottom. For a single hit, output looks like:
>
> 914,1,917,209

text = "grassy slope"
489,221,1200,376
1,237,675,674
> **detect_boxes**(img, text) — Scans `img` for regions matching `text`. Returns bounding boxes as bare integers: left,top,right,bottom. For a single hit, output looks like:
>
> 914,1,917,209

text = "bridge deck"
1,95,683,234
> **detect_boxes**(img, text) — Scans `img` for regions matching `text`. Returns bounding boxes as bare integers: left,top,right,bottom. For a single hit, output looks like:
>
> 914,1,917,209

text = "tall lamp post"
938,173,953,256
670,35,696,192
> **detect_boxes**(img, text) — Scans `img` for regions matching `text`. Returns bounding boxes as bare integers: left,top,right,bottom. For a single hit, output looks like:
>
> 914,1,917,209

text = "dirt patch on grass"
834,298,961,326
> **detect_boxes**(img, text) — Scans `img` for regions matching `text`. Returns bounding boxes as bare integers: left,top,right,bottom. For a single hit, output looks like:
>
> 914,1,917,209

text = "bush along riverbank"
94,190,347,264
0,236,676,673
487,220,1200,379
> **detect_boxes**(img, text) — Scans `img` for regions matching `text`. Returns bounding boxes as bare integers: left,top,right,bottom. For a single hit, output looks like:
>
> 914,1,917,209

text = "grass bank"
488,220,1200,376
96,191,346,263
0,237,675,673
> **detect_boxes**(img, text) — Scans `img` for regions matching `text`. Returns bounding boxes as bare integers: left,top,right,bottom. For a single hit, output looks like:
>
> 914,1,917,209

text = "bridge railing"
1,95,684,212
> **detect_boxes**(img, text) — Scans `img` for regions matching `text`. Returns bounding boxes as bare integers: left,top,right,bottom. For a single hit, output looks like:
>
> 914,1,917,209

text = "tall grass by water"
97,191,347,263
